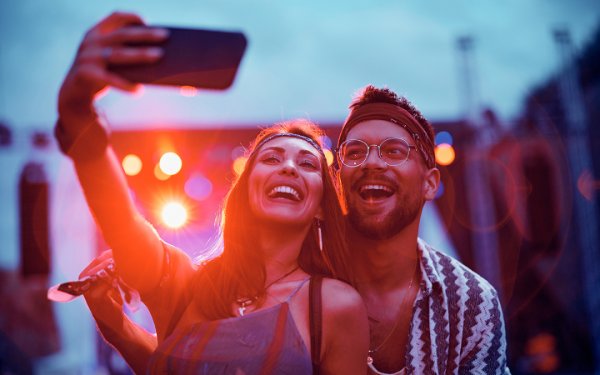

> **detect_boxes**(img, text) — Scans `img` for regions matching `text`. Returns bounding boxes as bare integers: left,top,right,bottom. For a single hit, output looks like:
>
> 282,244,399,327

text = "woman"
57,11,368,374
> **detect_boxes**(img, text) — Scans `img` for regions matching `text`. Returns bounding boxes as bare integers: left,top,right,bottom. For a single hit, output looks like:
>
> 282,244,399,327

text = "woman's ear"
422,167,441,201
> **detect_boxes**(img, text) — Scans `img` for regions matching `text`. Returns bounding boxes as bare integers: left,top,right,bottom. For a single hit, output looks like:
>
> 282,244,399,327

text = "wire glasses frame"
337,137,417,168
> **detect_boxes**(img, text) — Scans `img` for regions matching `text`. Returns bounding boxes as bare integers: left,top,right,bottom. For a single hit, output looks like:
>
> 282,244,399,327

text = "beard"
346,191,422,240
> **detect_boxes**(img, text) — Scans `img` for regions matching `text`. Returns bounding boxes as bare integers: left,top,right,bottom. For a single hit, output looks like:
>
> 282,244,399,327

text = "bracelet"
54,117,109,161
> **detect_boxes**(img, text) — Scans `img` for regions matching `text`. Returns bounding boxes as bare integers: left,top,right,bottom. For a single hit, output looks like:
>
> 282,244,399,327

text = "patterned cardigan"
404,239,511,374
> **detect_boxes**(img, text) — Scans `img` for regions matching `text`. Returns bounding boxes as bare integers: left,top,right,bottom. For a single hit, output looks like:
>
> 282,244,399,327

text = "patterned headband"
249,132,325,161
338,103,435,168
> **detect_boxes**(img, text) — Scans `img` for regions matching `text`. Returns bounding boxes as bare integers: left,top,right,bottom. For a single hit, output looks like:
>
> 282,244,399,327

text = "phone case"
109,27,248,90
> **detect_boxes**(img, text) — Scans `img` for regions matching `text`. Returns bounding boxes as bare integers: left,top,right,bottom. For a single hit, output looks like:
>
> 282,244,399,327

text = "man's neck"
350,222,420,292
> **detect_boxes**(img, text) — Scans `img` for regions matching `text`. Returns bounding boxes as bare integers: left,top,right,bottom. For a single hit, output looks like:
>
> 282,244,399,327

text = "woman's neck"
255,221,310,281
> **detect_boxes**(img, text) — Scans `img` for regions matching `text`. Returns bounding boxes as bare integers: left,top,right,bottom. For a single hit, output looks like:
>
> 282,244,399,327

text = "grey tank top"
147,278,312,374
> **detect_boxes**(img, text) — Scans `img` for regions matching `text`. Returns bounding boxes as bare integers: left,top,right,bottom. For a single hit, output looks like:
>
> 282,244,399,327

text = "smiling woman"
52,11,368,375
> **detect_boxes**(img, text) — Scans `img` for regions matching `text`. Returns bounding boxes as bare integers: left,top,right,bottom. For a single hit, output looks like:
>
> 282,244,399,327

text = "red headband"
338,102,435,168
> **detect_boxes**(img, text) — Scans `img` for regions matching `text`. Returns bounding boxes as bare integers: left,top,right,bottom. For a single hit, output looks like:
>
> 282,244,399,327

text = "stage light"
233,156,247,176
161,201,188,229
180,86,198,97
324,149,334,166
435,143,456,166
122,154,143,176
159,152,182,176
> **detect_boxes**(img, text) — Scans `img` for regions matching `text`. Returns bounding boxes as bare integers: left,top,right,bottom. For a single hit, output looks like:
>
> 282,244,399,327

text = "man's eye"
346,149,366,159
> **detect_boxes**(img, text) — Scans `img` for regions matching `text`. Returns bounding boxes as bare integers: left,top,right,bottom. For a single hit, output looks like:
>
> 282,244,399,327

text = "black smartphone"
109,26,248,90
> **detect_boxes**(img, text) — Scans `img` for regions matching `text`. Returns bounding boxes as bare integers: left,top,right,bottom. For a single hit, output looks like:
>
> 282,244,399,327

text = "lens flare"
161,202,188,229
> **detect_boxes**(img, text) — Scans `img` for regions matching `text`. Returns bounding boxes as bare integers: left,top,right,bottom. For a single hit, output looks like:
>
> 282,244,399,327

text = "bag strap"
309,276,323,374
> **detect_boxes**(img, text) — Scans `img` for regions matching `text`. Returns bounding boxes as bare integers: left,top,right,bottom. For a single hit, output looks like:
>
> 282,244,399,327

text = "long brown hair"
194,119,353,320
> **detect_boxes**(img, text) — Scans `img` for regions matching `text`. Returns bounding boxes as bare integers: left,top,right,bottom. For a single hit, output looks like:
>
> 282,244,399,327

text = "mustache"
350,172,399,191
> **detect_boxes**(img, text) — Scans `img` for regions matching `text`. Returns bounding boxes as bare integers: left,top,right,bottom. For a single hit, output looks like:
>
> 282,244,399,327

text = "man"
336,85,509,374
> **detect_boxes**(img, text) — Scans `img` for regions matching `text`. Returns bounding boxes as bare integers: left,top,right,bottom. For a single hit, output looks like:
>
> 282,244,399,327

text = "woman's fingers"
58,12,165,118
102,46,164,66
93,11,145,35
102,26,169,46
79,250,115,279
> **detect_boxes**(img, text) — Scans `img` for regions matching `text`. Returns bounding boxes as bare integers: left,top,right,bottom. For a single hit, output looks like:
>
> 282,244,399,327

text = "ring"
102,47,112,62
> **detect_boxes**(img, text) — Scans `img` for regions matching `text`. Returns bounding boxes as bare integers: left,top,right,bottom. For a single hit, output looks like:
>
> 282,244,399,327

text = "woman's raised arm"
57,12,169,292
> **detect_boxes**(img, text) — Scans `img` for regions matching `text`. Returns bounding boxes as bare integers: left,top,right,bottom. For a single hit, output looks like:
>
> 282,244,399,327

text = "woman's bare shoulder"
320,278,365,315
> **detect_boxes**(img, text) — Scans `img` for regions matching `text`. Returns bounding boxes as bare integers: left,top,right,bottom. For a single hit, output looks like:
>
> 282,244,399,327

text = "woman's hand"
80,249,126,339
80,250,157,374
58,11,168,125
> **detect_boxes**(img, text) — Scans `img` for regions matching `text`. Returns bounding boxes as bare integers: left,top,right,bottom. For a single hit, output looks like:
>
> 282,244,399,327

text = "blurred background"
1,1,599,374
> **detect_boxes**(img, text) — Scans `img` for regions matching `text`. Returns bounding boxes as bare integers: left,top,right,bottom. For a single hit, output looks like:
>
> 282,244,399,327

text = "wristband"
54,117,109,161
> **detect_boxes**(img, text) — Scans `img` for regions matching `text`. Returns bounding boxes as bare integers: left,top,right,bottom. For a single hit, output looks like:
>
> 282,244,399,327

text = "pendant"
367,355,374,364
236,297,255,317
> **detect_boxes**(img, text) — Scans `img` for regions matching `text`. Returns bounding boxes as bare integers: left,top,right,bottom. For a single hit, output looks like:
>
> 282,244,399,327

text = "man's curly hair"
348,85,434,144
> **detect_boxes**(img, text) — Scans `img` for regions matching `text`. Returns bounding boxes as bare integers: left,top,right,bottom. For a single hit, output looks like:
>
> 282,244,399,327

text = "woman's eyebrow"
257,146,285,154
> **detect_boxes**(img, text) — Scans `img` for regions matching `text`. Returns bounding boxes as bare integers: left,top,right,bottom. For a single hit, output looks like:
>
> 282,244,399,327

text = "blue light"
435,131,453,146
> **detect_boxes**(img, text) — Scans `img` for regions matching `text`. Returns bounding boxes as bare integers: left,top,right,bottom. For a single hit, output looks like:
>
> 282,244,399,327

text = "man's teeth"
268,186,301,201
359,184,393,194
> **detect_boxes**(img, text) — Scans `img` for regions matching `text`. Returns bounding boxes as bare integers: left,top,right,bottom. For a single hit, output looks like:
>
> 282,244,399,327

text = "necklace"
236,265,301,316
367,261,419,368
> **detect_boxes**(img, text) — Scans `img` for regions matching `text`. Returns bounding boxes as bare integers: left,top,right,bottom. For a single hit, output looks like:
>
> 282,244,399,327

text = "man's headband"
338,103,435,168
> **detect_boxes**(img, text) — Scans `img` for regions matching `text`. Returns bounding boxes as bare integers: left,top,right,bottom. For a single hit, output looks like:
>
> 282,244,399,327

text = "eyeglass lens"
339,138,411,167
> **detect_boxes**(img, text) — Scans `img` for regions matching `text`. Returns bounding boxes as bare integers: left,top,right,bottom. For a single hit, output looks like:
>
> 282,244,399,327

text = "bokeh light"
324,149,334,166
180,86,198,97
159,152,183,176
154,163,170,181
122,154,143,176
185,173,213,201
161,201,188,229
435,131,453,146
233,156,248,176
435,143,456,166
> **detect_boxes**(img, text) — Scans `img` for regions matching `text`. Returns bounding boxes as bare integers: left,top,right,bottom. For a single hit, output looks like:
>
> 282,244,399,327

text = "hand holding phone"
108,26,248,90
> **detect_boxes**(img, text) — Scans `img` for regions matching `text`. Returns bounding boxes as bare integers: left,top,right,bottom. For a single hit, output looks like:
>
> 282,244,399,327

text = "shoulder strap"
309,276,323,374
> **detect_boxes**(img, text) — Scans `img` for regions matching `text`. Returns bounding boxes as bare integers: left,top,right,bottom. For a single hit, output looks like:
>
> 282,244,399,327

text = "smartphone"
109,26,248,90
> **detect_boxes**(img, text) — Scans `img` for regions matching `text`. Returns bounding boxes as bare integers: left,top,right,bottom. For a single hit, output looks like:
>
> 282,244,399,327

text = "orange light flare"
159,152,183,176
233,156,248,176
180,86,198,97
323,149,334,167
577,169,600,201
122,154,143,176
435,143,456,166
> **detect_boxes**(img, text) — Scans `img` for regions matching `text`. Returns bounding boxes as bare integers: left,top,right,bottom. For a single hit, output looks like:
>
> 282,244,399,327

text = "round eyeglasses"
337,137,417,167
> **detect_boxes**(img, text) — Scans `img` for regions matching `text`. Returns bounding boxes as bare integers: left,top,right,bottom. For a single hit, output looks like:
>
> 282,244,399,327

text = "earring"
317,219,324,252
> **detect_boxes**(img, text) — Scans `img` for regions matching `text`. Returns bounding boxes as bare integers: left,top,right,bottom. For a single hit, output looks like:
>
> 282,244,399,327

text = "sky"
1,0,599,132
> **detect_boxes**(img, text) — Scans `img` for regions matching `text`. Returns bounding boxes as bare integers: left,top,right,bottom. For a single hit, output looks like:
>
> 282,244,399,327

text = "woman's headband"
249,132,325,162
